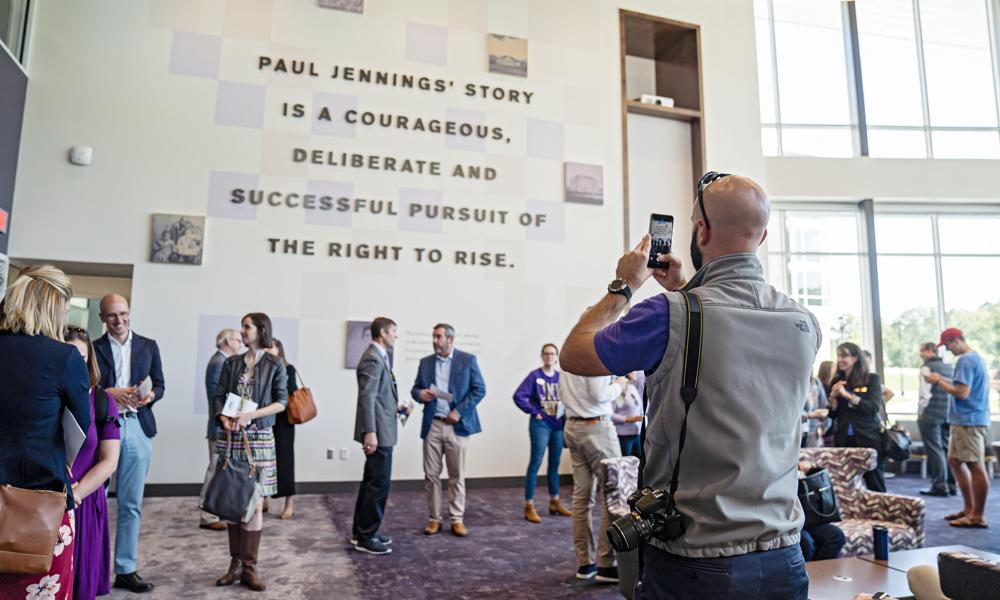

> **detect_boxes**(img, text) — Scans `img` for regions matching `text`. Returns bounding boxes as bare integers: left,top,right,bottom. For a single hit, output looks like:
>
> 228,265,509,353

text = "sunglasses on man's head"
696,171,730,230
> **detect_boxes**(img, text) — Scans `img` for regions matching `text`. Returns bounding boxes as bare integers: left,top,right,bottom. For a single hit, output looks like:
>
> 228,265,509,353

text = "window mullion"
930,213,948,331
843,1,868,156
767,0,784,155
986,0,1000,146
912,0,934,157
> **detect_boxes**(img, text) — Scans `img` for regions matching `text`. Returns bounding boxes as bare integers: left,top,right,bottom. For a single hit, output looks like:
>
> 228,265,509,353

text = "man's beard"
690,231,704,271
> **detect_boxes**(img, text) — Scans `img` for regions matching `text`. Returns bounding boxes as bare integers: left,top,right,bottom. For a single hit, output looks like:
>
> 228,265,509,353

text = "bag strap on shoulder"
668,290,703,496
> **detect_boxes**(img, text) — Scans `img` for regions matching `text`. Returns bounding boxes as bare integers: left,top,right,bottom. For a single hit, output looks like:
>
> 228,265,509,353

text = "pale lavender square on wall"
406,22,448,66
526,199,564,242
208,171,258,220
445,108,487,152
169,31,221,79
215,81,266,128
304,180,353,227
526,119,564,160
312,92,358,137
399,187,443,233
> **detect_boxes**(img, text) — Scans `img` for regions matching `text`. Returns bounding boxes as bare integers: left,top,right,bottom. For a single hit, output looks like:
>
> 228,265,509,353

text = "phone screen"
647,214,674,269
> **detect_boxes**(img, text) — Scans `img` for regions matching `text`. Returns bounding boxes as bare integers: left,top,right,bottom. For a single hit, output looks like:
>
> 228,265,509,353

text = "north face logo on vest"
794,320,810,333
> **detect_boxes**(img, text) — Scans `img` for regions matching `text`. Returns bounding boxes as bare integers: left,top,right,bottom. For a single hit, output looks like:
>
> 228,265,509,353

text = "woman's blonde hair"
0,265,73,341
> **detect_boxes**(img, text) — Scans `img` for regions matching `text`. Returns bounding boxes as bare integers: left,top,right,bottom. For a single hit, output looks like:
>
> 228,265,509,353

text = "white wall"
11,0,764,484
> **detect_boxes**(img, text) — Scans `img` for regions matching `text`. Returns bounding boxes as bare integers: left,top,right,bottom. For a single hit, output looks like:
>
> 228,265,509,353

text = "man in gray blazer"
352,317,411,555
200,328,242,530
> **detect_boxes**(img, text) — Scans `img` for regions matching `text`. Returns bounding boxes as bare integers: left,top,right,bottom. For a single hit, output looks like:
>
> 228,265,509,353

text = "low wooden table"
806,557,914,600
858,544,1000,574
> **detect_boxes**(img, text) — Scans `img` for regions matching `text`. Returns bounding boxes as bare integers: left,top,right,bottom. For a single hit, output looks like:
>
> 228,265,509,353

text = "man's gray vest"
644,253,822,558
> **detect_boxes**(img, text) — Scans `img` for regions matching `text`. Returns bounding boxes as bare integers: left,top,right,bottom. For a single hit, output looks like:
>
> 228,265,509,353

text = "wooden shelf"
626,100,701,122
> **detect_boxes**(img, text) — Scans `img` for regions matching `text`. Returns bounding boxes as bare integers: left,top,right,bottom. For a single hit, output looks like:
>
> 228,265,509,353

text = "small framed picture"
150,214,205,265
488,34,528,77
318,0,363,14
564,162,604,205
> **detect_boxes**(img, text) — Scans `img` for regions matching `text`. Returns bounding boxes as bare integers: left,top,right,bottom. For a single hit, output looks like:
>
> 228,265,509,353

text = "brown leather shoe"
524,502,541,523
451,521,468,537
200,521,227,531
549,498,571,516
423,520,441,535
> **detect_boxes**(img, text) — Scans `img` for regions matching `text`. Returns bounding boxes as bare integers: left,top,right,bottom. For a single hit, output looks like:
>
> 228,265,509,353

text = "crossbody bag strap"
668,290,703,496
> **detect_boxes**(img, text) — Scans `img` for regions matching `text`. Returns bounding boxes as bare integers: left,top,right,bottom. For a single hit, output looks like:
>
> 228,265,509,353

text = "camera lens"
607,513,649,553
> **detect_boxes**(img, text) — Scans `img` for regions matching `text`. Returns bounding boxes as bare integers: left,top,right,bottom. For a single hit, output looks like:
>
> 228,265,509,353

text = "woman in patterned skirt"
210,312,288,592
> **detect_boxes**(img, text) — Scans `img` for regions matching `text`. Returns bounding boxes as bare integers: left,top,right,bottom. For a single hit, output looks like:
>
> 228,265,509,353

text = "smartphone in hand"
647,213,674,269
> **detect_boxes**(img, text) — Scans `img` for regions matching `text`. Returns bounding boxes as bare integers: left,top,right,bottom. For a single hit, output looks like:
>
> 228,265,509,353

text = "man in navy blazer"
411,323,486,537
93,294,165,594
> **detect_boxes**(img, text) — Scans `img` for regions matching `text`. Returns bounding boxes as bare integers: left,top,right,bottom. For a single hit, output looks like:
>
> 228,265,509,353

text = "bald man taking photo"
93,294,165,593
562,173,821,599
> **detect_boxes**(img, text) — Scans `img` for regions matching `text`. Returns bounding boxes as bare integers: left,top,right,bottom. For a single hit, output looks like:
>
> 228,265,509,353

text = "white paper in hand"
137,376,153,400
222,393,243,417
429,384,453,402
62,408,87,467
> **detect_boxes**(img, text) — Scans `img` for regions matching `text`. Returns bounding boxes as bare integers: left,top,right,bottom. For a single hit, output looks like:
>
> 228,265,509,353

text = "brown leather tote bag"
286,370,317,425
0,485,67,574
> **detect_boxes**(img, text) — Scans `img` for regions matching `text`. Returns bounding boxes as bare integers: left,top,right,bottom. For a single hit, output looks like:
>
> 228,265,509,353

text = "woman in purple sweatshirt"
513,343,571,523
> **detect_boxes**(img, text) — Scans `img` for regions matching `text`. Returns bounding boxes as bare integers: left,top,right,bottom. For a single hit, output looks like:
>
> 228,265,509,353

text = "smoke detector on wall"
68,145,93,166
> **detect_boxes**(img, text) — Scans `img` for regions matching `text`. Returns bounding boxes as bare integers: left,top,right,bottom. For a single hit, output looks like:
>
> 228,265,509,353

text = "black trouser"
917,416,955,492
352,447,393,541
847,435,886,492
272,410,296,498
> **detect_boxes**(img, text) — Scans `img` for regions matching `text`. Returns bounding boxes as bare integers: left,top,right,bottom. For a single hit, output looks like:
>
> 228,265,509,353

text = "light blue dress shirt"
434,352,453,417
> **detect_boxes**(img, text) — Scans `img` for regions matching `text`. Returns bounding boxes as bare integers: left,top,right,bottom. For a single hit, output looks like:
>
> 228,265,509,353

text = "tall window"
876,212,1000,417
755,0,1000,158
765,207,873,366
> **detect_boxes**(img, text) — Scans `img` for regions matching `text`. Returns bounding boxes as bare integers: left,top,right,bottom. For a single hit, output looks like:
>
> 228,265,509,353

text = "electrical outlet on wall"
326,448,335,460
339,447,349,460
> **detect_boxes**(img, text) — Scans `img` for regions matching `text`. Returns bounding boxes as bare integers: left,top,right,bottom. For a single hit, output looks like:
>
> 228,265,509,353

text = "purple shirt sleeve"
594,294,670,376
512,370,539,416
99,391,121,441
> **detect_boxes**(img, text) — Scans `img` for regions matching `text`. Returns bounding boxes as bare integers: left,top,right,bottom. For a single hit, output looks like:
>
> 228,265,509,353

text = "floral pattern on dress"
25,574,60,600
52,525,72,557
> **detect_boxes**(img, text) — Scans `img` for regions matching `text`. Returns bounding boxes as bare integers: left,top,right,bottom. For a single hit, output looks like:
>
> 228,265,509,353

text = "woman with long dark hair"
828,342,886,491
211,313,288,592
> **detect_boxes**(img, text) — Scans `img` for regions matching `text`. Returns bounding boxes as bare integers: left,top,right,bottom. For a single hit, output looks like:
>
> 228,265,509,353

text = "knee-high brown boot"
239,529,265,591
215,524,242,586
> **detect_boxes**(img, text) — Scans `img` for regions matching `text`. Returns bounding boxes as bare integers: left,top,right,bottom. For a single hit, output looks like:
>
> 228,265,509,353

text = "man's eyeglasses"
696,171,730,230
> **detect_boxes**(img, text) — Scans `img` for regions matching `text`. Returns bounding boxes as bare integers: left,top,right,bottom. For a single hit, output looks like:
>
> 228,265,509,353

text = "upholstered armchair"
800,447,925,557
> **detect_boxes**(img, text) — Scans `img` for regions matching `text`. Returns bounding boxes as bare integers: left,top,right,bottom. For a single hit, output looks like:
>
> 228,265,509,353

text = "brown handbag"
0,485,67,574
286,370,317,425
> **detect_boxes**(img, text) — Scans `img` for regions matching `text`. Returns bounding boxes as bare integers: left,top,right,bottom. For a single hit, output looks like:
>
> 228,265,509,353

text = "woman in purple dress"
65,327,121,600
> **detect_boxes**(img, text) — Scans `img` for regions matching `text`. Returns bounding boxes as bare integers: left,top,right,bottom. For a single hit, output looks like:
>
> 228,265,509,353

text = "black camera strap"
669,290,703,496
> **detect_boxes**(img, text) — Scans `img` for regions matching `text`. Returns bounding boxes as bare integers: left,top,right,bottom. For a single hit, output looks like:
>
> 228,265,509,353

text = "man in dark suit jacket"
410,323,486,537
198,328,241,530
351,317,410,555
93,294,164,594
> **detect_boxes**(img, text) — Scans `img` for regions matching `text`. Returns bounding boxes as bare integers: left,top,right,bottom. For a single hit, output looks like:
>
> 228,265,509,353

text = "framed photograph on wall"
318,0,363,14
564,162,604,205
150,214,205,265
488,34,528,77
344,320,394,368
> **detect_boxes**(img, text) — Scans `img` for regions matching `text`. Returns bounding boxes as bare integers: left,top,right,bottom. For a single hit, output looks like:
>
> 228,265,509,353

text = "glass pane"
878,256,941,417
873,214,934,254
867,128,928,158
920,0,998,127
940,256,1000,414
772,0,853,125
765,251,788,290
754,0,778,124
856,0,925,127
0,0,29,62
761,126,780,156
938,216,1000,254
785,254,868,364
781,127,855,158
785,211,860,253
768,209,786,252
930,130,1000,159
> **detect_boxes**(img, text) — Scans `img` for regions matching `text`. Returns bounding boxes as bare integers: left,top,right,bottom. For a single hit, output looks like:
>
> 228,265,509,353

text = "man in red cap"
924,328,991,528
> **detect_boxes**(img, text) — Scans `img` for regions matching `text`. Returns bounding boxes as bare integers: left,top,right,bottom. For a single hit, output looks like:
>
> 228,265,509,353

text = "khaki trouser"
564,419,621,569
200,439,220,525
424,419,469,523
